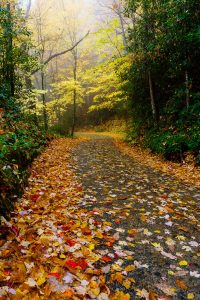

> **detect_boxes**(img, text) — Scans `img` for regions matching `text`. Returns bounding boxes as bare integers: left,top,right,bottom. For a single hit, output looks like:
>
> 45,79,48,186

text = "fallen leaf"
179,260,188,267
176,279,188,290
25,277,37,287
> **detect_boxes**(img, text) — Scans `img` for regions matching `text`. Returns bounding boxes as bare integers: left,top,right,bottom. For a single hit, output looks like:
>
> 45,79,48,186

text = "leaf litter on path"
0,138,110,299
72,136,200,300
0,136,200,300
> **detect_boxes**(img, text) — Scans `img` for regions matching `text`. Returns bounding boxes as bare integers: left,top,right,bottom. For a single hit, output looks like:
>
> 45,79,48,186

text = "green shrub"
0,120,48,216
144,123,200,163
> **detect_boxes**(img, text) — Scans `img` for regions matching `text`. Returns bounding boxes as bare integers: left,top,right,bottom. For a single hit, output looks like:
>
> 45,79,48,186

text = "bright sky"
20,0,103,16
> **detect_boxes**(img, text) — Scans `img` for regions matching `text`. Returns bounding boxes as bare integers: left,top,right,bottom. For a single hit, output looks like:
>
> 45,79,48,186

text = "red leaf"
10,225,20,236
48,272,60,278
77,259,88,270
66,239,76,247
114,253,119,259
65,259,78,268
65,259,88,270
61,221,75,231
82,229,92,236
30,194,40,201
94,220,101,226
102,256,112,263
115,219,121,224
62,225,71,231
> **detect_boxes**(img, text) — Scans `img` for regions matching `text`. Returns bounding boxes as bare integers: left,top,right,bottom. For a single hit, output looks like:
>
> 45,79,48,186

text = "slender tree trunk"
6,3,15,98
26,77,38,125
143,1,158,127
185,70,189,109
41,72,48,131
71,60,77,137
117,8,127,49
148,70,157,126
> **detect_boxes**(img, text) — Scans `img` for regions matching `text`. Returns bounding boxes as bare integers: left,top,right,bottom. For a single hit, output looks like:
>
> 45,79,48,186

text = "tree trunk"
71,59,77,137
143,0,158,127
148,70,157,126
41,72,48,131
6,3,15,98
185,70,189,109
117,8,127,49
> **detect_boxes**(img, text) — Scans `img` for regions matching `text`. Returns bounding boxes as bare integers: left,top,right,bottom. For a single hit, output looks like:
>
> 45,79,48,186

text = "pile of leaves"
0,112,48,215
113,138,200,187
0,138,113,299
0,136,199,299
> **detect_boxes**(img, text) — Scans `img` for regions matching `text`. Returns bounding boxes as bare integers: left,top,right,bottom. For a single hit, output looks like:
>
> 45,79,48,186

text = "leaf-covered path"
72,135,200,299
0,136,199,300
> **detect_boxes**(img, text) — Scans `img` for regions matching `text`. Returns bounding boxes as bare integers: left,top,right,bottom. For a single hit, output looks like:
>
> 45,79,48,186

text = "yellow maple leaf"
128,243,136,247
128,228,138,236
176,235,186,241
140,214,148,222
37,276,46,286
123,279,131,289
89,243,95,251
90,280,98,289
187,293,195,299
111,272,123,283
91,287,100,296
96,231,103,239
111,290,131,300
18,218,25,223
53,241,60,247
168,270,174,275
151,242,161,248
111,264,122,271
125,265,135,272
179,260,188,267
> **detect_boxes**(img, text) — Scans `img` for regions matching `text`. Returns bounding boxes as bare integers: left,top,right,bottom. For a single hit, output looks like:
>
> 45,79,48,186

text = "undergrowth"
0,115,49,216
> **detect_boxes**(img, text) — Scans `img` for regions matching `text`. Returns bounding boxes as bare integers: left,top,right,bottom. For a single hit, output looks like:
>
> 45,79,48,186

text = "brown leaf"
149,289,158,300
176,279,188,290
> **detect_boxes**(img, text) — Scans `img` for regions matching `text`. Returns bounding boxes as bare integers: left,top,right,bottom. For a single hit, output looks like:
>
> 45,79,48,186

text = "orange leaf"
111,272,123,283
102,255,112,263
176,279,188,290
64,289,74,297
140,214,148,222
149,289,158,300
128,229,138,236
115,219,121,224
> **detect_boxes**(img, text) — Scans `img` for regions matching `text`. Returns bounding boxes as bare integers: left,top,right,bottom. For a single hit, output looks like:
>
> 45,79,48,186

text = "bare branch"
31,31,90,75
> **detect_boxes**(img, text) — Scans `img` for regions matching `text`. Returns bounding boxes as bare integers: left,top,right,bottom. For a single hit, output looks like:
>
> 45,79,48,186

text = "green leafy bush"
144,122,200,163
0,119,48,216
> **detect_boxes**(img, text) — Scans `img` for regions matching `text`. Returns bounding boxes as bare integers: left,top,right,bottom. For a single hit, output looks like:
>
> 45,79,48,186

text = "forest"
0,0,200,299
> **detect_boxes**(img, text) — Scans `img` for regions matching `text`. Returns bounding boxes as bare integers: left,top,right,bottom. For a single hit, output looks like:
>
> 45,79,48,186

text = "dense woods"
0,1,200,299
124,0,200,163
0,0,200,214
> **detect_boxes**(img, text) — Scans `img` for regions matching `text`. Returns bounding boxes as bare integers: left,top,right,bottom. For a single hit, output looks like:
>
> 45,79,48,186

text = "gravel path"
71,135,200,299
